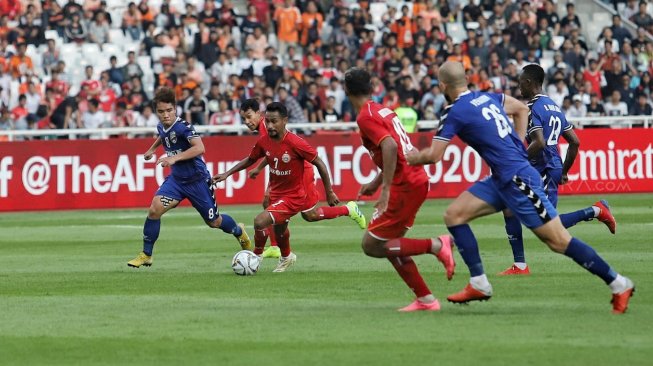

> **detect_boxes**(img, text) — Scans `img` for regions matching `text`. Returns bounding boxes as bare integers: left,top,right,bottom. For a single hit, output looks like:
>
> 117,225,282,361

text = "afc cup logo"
170,131,177,144
281,152,290,163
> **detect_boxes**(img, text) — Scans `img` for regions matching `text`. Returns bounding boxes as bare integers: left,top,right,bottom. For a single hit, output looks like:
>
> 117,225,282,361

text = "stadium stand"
0,0,652,138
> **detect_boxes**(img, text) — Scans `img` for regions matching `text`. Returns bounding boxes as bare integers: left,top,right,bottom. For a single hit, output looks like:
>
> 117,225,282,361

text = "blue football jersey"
525,94,573,173
434,91,531,184
157,117,209,183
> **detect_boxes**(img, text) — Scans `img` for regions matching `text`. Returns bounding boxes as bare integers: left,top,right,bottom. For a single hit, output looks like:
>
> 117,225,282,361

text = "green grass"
0,194,651,366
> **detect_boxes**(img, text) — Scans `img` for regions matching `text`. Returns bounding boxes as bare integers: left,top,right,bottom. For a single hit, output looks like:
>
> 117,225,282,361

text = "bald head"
438,61,467,89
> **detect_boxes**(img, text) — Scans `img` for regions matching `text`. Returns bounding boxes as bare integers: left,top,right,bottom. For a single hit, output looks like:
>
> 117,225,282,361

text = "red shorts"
302,173,319,211
267,194,307,223
367,181,429,240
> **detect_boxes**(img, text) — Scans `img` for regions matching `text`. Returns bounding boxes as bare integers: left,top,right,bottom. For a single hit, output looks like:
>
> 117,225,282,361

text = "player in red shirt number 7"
344,67,456,311
214,102,365,272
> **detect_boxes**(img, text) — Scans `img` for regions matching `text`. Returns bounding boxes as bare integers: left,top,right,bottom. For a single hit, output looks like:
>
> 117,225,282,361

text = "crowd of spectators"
1,0,653,138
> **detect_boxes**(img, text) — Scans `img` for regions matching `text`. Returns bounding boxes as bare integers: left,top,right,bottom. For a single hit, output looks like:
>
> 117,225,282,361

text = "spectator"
241,5,261,39
88,11,110,45
184,86,209,125
8,43,33,78
622,0,639,20
278,87,307,125
274,0,302,56
122,51,144,81
603,90,629,117
616,74,637,108
82,98,106,132
611,15,632,45
41,39,60,75
122,2,141,41
560,2,581,31
50,92,83,130
394,99,418,133
209,99,238,126
246,26,268,60
263,56,284,89
587,93,607,117
11,94,28,122
548,78,569,107
630,1,653,29
567,95,587,118
134,104,159,128
632,93,653,115
65,13,88,43
597,27,620,54
24,81,41,115
301,1,323,48
322,96,341,123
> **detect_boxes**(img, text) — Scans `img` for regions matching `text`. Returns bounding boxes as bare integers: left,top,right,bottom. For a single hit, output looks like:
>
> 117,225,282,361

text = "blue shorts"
540,168,561,207
156,175,219,222
468,168,558,229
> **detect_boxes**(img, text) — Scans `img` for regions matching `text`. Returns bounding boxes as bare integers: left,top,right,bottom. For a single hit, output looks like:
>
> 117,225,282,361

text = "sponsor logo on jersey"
270,169,292,176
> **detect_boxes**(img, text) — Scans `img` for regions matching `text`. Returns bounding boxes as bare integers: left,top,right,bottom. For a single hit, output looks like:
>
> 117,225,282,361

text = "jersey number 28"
482,104,512,138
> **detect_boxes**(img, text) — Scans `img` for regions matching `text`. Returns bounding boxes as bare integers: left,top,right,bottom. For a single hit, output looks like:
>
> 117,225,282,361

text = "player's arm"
144,137,162,160
502,95,529,141
375,137,398,213
406,139,448,165
212,156,258,183
157,137,205,167
526,128,545,161
560,128,580,184
357,172,383,199
312,156,339,206
248,159,268,179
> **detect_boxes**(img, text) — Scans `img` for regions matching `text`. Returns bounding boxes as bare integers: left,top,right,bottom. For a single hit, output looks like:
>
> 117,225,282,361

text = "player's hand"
248,169,261,180
326,190,340,206
157,156,177,167
144,151,154,161
374,188,390,216
560,173,569,185
405,149,420,166
357,182,379,200
212,173,229,183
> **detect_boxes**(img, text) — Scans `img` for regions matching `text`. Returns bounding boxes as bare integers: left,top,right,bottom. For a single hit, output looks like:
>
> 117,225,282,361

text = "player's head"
153,87,177,126
240,98,261,131
344,67,373,98
265,102,288,138
518,63,545,100
438,61,467,102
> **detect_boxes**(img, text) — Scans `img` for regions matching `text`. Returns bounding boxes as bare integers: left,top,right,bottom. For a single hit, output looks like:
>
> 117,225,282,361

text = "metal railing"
0,117,650,142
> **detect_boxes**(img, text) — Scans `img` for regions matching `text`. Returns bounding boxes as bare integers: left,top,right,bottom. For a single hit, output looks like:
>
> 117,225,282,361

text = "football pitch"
1,194,651,365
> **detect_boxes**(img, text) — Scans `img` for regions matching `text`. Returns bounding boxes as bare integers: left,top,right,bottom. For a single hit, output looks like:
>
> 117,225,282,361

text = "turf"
0,194,651,366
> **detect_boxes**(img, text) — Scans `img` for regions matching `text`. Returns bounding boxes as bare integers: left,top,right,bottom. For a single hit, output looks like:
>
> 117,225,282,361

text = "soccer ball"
231,250,260,276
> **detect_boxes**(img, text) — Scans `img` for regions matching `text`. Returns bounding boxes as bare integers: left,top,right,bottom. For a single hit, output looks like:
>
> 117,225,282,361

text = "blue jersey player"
406,61,634,314
127,87,252,268
499,64,617,275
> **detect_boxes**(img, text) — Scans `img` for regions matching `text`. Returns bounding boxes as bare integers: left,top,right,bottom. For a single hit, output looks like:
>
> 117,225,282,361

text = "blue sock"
560,207,595,228
219,213,242,236
504,215,525,263
564,237,617,284
143,218,160,256
447,224,484,276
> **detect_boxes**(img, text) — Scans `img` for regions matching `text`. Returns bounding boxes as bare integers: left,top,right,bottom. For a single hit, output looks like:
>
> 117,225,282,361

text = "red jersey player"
344,67,455,311
216,102,366,272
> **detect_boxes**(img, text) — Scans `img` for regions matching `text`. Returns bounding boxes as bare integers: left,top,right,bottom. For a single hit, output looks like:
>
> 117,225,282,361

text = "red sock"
253,229,267,255
388,256,431,298
268,227,278,246
315,206,350,220
385,238,432,257
275,227,291,257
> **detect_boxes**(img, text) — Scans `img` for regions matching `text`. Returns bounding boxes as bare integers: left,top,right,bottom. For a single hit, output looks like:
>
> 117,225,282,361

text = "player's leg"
499,209,529,275
545,170,616,232
189,178,251,250
444,180,504,303
505,172,633,313
259,188,281,258
128,177,181,268
530,218,634,313
362,183,452,311
299,180,367,229
258,197,299,272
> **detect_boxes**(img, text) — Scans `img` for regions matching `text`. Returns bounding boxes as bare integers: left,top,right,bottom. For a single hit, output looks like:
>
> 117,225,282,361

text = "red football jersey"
249,131,318,198
357,100,428,188
257,117,316,182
